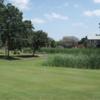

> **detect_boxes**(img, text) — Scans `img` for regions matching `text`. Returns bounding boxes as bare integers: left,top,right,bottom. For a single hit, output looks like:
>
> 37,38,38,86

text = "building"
87,34,100,48
59,36,79,48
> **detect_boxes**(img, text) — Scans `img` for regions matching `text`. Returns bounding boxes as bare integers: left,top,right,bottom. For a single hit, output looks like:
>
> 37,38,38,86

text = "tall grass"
40,48,100,55
44,53,100,69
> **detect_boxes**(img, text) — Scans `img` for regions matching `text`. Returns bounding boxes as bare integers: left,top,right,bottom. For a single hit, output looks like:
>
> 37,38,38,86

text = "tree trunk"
5,39,10,58
7,45,10,58
32,48,36,56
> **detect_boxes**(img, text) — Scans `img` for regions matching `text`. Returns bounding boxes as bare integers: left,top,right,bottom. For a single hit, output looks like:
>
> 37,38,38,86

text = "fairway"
0,56,100,100
1,0,100,100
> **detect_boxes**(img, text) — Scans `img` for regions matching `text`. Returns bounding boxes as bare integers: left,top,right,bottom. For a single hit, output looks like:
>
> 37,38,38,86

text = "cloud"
84,9,100,17
94,0,100,3
32,18,46,24
8,0,30,10
44,12,69,21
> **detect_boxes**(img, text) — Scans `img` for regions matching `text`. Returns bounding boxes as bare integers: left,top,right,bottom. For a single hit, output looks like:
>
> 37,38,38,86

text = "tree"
0,0,6,47
0,3,23,57
79,36,88,48
32,30,48,55
0,0,4,4
47,37,57,48
21,20,34,48
0,2,35,57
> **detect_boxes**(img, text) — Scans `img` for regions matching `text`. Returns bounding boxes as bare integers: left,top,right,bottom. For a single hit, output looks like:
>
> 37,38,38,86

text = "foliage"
0,3,24,56
44,49,100,69
0,1,50,57
23,48,33,53
0,1,35,57
79,36,88,47
47,37,57,48
0,0,4,4
39,48,100,54
32,30,48,55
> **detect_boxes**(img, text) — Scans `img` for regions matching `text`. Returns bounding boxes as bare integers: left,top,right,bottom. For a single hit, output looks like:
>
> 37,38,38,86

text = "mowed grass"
0,56,100,100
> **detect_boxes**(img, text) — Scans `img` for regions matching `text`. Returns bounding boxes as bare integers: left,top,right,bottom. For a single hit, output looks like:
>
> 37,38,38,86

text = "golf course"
0,54,100,100
0,0,100,100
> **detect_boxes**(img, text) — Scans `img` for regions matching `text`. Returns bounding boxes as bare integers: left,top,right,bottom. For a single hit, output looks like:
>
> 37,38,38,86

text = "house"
87,34,100,48
59,36,79,48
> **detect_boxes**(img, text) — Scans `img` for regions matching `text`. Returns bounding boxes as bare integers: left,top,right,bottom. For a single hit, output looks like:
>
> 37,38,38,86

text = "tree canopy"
32,30,48,55
0,0,49,57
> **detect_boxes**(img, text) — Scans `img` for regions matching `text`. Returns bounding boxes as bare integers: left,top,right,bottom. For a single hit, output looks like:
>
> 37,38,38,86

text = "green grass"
0,56,100,100
44,54,100,69
41,48,100,69
39,48,100,54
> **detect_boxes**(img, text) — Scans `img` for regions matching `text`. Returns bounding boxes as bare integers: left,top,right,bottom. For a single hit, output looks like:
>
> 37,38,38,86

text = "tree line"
0,0,57,57
0,0,90,58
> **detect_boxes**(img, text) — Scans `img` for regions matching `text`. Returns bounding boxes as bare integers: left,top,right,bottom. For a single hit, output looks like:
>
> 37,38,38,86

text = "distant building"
59,36,79,48
87,34,100,48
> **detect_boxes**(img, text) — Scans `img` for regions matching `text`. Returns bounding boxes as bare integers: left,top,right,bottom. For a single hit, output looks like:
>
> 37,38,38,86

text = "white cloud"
8,0,30,10
32,18,46,24
84,11,94,16
45,12,69,21
94,0,100,3
84,9,100,16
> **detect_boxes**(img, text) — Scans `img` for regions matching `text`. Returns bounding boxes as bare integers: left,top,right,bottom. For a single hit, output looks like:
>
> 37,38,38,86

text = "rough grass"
42,48,100,69
0,56,100,100
44,54,100,69
40,48,100,54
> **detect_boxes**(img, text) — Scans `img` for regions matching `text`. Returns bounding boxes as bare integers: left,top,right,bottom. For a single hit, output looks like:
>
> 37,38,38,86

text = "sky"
7,0,100,40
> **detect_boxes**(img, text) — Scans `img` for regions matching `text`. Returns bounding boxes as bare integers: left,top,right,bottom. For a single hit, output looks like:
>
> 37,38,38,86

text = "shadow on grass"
17,54,39,58
0,54,39,60
0,55,20,60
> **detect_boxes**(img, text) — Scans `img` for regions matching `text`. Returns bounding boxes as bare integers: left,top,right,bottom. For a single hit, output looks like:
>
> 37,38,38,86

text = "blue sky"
7,0,100,40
